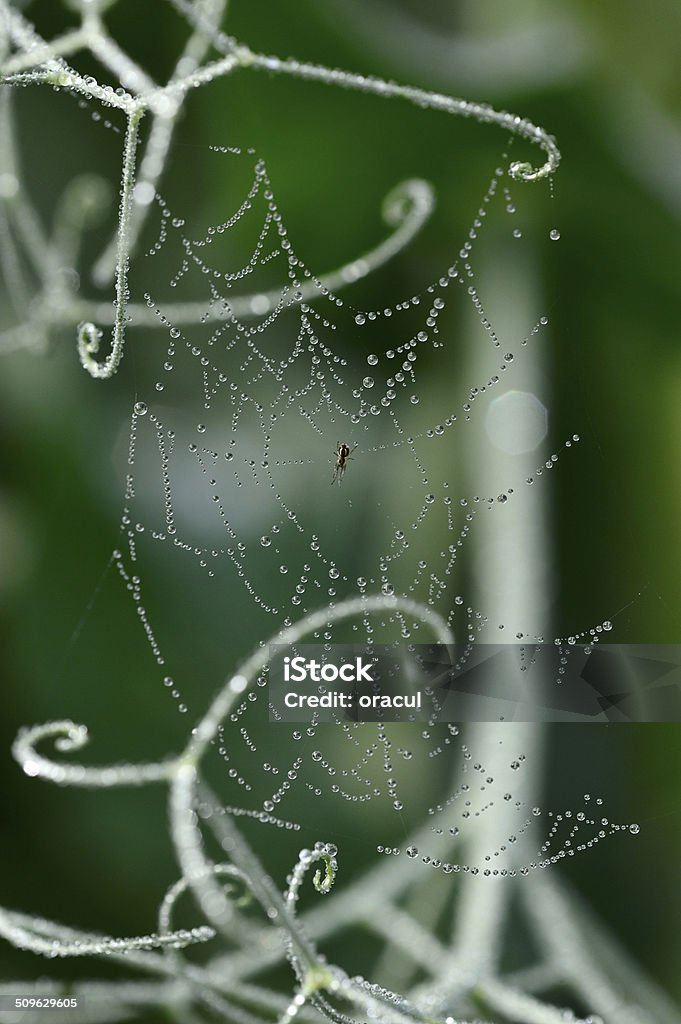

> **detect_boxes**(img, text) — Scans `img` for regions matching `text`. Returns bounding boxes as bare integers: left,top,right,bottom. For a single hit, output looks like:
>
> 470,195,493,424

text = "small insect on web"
331,441,357,485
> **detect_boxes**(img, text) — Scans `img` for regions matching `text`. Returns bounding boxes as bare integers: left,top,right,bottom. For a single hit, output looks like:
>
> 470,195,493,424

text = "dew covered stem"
77,103,144,379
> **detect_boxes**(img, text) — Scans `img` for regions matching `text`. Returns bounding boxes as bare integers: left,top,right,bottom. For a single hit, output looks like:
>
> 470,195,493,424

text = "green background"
1,0,680,1013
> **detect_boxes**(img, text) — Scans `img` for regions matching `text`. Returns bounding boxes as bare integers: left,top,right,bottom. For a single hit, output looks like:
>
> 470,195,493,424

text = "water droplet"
367,354,378,366
134,401,147,416
549,228,561,241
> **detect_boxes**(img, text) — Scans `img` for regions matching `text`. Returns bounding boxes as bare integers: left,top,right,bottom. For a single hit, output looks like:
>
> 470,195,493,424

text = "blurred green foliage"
0,0,680,1010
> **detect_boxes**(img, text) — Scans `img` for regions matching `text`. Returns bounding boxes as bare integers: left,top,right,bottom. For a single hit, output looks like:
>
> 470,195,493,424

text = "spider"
331,441,357,485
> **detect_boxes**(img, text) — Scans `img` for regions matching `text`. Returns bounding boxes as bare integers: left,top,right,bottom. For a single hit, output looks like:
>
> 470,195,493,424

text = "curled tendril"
286,843,339,908
12,720,176,788
313,858,336,896
308,177,435,294
76,312,127,382
384,177,434,224
159,863,255,943
509,159,549,183
76,312,127,381
247,54,561,184
157,863,254,982
78,106,142,380
77,321,106,371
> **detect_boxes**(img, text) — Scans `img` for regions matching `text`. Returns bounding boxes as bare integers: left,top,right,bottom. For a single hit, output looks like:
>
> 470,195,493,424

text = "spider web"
1,11,675,1014
111,142,635,882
